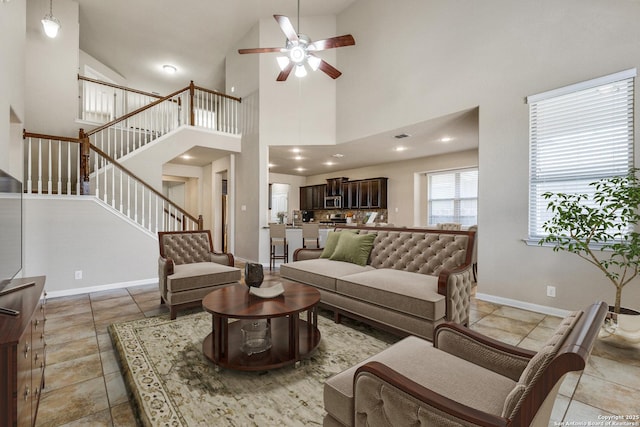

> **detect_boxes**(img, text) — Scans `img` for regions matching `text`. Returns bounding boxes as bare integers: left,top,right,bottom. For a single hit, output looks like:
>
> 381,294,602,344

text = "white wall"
79,49,127,86
23,196,157,293
337,0,640,312
227,15,340,265
0,0,26,177
25,0,79,137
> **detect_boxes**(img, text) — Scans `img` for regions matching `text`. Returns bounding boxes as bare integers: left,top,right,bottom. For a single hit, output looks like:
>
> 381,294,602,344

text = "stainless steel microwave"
324,196,342,209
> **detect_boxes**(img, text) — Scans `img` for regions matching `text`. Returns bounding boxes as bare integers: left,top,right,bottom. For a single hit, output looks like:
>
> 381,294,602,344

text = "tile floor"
35,278,640,426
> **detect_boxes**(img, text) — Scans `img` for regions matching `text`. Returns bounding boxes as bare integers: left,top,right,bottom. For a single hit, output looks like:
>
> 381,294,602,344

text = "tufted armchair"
158,230,241,319
323,301,607,427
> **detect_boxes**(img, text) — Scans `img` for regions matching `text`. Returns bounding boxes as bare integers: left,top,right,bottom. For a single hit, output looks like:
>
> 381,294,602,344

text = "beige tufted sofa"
158,230,241,319
280,226,475,341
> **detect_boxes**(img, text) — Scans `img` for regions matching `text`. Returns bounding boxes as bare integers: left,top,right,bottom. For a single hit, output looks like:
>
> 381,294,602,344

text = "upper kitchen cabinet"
358,178,388,209
326,177,348,196
300,184,327,210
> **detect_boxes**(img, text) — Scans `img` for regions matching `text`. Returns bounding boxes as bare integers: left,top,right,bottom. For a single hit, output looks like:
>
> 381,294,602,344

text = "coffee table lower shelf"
202,316,321,371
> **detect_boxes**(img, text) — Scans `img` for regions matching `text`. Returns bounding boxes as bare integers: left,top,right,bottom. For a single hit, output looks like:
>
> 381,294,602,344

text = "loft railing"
78,75,164,123
79,80,241,162
23,131,203,233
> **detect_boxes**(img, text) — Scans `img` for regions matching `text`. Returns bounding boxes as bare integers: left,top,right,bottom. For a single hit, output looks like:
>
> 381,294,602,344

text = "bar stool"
269,223,288,270
302,223,320,248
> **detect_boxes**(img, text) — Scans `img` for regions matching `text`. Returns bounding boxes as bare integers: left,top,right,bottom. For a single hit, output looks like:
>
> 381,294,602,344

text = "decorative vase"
244,263,264,287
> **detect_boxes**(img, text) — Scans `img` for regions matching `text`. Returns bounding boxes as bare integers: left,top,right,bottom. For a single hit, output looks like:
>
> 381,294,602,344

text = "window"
427,168,478,226
527,69,635,239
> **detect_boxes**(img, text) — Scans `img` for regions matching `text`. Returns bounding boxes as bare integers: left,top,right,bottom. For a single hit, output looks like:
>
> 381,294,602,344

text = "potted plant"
539,169,640,341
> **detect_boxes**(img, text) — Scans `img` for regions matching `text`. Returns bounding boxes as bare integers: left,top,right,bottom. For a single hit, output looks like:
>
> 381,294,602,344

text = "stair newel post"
189,81,195,126
198,215,204,231
79,128,91,195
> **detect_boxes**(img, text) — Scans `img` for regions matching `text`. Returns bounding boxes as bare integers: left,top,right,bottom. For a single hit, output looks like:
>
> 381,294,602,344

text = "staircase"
24,79,242,236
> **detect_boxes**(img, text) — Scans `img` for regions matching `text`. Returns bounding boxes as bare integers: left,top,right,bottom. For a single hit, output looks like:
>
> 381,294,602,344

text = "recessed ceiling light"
296,167,305,172
440,136,453,143
294,155,303,161
394,133,411,139
331,153,344,158
181,154,192,160
163,64,177,74
325,161,335,166
291,148,301,153
268,163,275,168
394,146,407,152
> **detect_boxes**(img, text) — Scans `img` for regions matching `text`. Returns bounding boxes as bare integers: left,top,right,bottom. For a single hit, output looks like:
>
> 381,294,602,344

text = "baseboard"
475,292,571,318
46,278,157,299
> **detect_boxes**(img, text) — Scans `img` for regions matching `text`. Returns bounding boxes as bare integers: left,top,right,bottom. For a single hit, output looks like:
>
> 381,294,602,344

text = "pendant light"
41,0,61,38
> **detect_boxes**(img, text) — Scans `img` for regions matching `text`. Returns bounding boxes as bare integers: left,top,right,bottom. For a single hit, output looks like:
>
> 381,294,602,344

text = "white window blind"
427,168,478,226
528,69,635,239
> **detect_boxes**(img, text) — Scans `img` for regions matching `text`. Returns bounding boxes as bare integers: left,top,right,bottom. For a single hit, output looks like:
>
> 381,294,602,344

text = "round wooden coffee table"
202,280,321,371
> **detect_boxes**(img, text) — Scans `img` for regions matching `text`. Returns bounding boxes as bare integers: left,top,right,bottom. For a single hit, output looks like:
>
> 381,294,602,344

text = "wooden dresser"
0,277,46,427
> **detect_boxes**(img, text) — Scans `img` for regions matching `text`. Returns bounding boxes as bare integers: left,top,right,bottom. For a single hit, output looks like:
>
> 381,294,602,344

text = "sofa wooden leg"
170,307,177,320
334,312,342,324
160,297,165,305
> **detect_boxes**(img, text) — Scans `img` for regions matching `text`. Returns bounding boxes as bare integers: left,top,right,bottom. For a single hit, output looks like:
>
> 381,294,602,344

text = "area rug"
109,310,399,426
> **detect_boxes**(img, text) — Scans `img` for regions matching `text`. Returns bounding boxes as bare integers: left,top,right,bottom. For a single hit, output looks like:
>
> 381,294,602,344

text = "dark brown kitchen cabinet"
358,178,388,209
300,184,326,210
342,181,359,209
326,177,348,196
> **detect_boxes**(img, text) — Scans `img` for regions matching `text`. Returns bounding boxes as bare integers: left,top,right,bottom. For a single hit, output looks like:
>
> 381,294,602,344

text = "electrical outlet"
75,270,83,280
546,285,556,297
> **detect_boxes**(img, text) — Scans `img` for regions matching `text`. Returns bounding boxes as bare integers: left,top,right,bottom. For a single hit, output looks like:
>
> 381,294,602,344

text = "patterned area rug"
109,310,399,426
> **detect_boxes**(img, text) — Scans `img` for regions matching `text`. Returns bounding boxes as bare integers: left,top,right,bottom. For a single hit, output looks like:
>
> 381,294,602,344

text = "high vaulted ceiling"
76,0,357,94
74,0,479,176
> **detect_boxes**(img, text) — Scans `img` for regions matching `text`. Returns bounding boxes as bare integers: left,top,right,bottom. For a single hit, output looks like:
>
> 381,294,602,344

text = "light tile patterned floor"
35,277,640,426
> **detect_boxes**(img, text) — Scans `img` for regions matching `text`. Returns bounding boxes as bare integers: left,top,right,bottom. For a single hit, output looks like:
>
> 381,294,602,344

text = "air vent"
394,133,411,139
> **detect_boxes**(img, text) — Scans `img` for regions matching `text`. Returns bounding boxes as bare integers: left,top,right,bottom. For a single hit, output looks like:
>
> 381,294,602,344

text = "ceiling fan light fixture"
307,55,321,71
289,45,306,64
41,0,60,38
295,64,307,78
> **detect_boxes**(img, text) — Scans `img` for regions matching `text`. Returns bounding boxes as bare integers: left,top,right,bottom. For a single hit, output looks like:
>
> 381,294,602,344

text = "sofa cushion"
321,230,357,259
329,232,377,266
336,269,445,321
280,259,374,292
324,336,516,427
167,262,241,292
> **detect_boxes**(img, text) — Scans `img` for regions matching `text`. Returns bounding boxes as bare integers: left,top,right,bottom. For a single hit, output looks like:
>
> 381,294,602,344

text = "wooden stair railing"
23,131,204,233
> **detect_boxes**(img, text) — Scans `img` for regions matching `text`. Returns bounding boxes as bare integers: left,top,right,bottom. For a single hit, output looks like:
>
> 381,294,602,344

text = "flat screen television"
0,169,22,289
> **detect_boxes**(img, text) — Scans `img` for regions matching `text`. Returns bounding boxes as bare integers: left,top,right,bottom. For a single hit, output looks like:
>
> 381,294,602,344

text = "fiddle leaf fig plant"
539,169,640,315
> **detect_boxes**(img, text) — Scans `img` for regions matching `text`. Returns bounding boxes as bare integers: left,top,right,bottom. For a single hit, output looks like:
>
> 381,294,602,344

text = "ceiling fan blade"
309,35,355,51
274,15,299,42
318,60,342,79
238,47,285,54
276,62,294,81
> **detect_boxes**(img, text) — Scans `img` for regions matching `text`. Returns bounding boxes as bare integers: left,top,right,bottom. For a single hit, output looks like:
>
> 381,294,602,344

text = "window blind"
427,168,478,226
528,70,635,239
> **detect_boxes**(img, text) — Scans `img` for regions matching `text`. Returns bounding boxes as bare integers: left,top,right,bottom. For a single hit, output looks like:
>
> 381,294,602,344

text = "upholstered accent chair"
323,301,607,427
158,230,241,319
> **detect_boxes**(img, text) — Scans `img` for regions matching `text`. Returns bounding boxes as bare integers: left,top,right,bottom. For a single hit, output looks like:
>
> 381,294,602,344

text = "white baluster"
27,138,33,194
66,142,71,195
37,138,42,194
95,151,100,199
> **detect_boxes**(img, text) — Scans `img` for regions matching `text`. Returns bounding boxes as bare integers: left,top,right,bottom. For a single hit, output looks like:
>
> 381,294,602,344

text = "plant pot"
599,306,640,346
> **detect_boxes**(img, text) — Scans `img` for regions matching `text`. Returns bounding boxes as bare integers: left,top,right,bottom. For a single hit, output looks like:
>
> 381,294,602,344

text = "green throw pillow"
329,232,377,266
320,230,358,258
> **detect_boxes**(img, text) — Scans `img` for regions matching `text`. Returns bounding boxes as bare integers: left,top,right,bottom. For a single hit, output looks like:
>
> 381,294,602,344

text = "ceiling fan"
238,3,355,81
